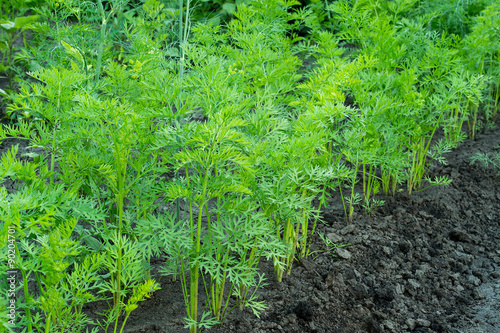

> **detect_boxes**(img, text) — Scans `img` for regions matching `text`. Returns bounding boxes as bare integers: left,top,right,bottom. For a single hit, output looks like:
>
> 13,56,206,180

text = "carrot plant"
6,67,87,179
0,14,39,91
61,63,165,332
94,0,129,82
252,137,320,281
255,91,361,276
327,0,470,196
0,145,107,332
0,163,157,333
461,3,500,135
291,107,351,257
144,105,285,332
471,146,500,175
187,0,335,280
221,0,304,109
4,28,166,330
416,0,495,37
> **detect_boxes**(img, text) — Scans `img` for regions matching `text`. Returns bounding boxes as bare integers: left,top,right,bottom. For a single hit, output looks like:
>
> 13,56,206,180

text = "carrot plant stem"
95,0,107,82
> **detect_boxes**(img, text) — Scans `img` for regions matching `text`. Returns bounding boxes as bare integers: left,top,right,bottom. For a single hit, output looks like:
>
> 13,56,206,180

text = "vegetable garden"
0,0,499,332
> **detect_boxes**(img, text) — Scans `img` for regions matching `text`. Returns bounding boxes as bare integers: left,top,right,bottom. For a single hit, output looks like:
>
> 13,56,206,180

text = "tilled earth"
2,128,499,333
115,128,500,333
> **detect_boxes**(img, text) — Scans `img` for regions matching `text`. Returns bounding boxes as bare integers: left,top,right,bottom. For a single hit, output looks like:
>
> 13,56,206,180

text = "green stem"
178,0,184,80
366,164,373,203
362,162,366,199
239,283,245,310
7,35,14,90
22,30,28,49
391,173,397,196
119,312,132,333
306,185,326,257
113,146,127,331
95,0,107,82
469,102,479,140
492,83,500,121
214,260,228,320
50,83,61,186
409,107,445,193
189,169,210,333
16,245,33,332
186,165,194,241
288,221,300,274
113,306,120,333
348,159,359,224
115,181,125,305
299,189,309,258
177,245,190,316
35,271,44,294
45,312,51,333
175,0,186,224
339,181,348,224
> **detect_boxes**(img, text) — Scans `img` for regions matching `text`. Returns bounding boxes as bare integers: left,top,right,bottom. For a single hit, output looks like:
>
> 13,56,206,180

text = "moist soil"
1,128,499,333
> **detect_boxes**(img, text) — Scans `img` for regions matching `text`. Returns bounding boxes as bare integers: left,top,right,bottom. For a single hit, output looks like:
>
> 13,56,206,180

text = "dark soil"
2,128,499,333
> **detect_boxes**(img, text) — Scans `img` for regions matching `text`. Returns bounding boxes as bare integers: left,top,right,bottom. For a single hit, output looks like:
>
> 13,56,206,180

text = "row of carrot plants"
1,0,499,332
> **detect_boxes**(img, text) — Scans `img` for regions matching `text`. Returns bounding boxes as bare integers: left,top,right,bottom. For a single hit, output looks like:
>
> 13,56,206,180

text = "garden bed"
2,1,500,333
59,128,499,333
